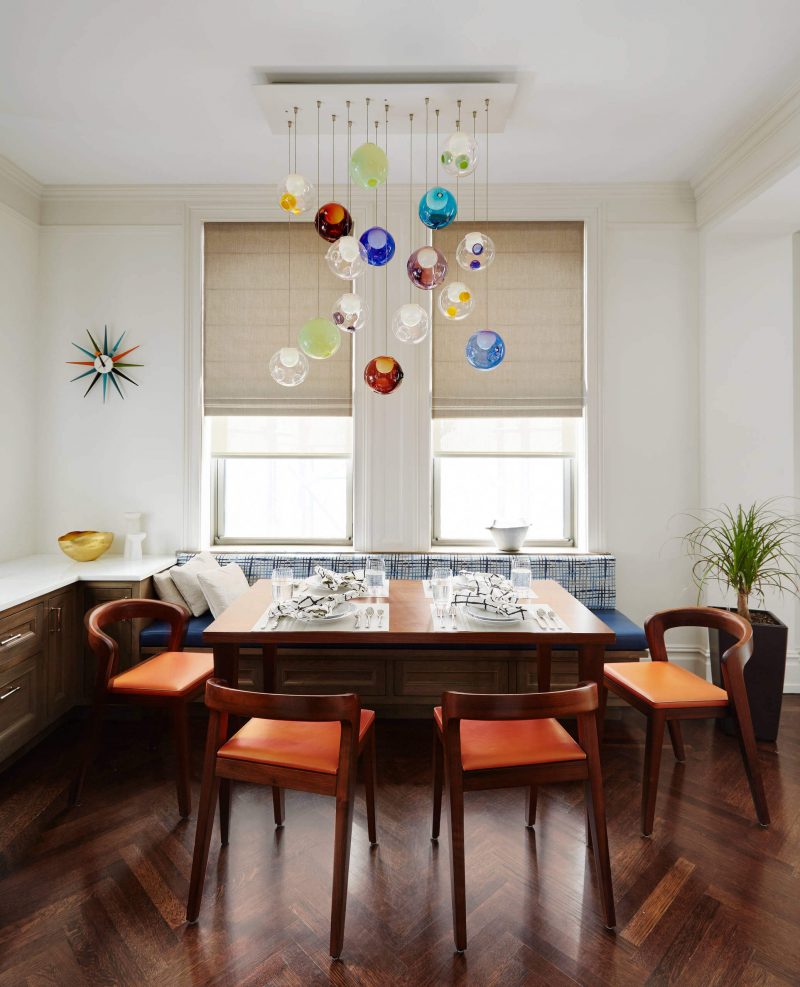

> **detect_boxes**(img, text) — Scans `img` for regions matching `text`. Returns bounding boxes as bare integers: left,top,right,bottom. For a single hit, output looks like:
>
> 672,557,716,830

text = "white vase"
123,512,146,560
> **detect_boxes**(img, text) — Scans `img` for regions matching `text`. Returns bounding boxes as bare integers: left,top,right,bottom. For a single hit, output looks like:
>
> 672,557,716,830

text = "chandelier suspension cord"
385,102,389,352
455,99,461,220
374,119,379,226
287,120,293,347
473,109,477,223
366,97,370,143
424,97,429,191
485,97,490,327
408,112,413,302
435,107,440,185
331,113,336,203
317,99,321,316
292,106,298,171
346,100,352,212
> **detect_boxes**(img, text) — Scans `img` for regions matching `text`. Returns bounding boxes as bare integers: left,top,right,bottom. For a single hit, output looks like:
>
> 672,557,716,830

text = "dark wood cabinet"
45,587,80,720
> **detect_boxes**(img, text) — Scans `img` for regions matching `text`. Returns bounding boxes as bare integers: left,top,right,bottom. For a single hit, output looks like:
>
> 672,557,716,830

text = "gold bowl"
58,530,114,562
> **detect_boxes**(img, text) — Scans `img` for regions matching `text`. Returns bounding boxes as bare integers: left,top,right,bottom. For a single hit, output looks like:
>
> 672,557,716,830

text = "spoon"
377,608,384,628
365,606,374,629
353,612,360,630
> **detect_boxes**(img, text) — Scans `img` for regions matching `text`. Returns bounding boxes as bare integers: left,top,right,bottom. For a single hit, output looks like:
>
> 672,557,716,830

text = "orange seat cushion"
604,661,729,709
109,651,214,697
218,709,375,775
434,707,585,772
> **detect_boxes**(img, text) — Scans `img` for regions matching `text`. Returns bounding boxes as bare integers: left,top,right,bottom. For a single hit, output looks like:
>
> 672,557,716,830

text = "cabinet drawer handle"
0,685,21,701
0,633,23,647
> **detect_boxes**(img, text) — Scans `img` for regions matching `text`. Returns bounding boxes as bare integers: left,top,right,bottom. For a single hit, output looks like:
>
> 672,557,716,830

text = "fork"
449,604,458,630
377,608,385,628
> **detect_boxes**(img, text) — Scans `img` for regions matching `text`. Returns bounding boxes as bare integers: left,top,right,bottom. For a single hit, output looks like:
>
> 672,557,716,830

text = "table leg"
262,645,277,693
578,642,607,737
212,643,241,687
537,642,552,692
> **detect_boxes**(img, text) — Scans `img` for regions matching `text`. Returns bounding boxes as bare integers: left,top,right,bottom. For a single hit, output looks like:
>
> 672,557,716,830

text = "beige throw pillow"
197,562,250,619
170,552,221,617
153,568,190,610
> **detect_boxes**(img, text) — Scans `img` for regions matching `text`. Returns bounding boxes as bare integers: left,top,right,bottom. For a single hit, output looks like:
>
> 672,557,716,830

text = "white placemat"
427,603,567,632
253,601,390,632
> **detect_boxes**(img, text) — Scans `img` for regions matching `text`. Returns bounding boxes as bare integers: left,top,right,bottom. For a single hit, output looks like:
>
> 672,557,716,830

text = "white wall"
604,224,700,630
36,225,185,555
0,204,39,562
700,228,798,654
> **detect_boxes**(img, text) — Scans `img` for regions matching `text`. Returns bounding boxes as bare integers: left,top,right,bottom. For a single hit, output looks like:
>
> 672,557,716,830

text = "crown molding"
0,155,42,223
691,79,800,228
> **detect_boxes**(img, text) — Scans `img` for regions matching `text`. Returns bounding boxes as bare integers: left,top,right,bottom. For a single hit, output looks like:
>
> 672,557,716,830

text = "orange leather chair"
186,679,378,960
432,684,615,952
71,599,214,817
603,607,770,836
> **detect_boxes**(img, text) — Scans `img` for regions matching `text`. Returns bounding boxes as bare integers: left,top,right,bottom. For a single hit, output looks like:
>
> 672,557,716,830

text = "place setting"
252,559,391,632
426,562,567,632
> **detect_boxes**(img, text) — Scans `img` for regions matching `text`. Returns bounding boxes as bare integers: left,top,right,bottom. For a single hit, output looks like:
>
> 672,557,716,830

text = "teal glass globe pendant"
466,330,505,370
418,186,458,230
360,226,395,266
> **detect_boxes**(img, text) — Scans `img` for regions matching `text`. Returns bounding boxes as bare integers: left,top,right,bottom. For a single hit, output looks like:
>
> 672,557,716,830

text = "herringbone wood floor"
0,700,798,986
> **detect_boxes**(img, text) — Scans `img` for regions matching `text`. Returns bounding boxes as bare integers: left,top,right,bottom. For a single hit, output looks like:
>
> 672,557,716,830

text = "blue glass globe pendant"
466,330,505,370
360,226,396,266
418,186,458,230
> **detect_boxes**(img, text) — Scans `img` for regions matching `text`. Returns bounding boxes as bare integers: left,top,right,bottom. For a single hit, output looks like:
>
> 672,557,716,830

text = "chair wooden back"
442,683,600,771
645,606,752,673
85,598,189,691
204,678,361,779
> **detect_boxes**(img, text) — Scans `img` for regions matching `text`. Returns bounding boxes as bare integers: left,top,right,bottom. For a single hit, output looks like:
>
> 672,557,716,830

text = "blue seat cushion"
581,609,647,651
140,608,645,652
140,613,214,650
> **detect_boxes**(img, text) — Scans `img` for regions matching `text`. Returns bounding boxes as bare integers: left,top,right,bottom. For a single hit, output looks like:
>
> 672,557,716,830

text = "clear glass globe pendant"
437,282,474,321
333,293,367,333
326,236,369,280
440,131,478,177
456,231,495,272
269,347,309,386
392,303,429,344
277,173,314,215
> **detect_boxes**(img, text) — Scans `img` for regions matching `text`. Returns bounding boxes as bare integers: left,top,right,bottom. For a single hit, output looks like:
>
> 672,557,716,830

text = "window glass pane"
211,416,352,456
433,417,577,454
221,458,349,541
436,457,569,543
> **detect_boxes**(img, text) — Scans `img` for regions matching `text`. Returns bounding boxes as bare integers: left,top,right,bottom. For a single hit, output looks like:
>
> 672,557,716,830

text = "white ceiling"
2,0,800,186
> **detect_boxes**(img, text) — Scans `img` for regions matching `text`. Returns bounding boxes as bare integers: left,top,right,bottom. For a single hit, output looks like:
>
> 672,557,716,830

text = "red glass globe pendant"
364,355,404,394
314,202,354,243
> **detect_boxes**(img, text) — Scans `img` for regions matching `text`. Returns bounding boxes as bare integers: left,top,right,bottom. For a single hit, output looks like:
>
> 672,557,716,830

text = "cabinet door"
82,583,133,695
0,654,44,765
45,587,79,719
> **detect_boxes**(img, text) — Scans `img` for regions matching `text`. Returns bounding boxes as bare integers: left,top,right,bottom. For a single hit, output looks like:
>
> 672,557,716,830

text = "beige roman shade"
432,221,584,417
203,222,352,416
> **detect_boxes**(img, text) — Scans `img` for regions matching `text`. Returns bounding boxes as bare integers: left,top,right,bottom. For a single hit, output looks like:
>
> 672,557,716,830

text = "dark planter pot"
708,608,788,742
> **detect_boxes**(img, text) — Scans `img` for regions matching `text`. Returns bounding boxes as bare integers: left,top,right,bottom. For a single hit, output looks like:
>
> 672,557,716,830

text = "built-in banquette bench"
141,553,646,716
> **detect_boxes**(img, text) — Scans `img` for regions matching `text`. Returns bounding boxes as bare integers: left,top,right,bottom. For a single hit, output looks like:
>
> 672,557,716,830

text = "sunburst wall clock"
67,326,142,402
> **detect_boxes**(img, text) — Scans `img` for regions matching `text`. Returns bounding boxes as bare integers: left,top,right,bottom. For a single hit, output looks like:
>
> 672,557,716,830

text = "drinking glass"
431,567,453,619
510,557,532,598
366,556,386,594
271,566,294,603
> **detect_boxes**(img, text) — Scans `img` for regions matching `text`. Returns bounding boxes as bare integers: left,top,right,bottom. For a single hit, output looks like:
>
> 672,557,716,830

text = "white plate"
298,601,357,622
466,604,526,623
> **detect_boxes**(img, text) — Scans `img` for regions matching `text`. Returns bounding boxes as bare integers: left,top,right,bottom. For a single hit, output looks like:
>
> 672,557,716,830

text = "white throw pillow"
153,568,189,610
170,552,221,617
197,563,250,619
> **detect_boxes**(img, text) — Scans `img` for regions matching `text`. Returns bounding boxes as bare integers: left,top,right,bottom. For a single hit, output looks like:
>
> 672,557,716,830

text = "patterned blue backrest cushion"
175,552,616,610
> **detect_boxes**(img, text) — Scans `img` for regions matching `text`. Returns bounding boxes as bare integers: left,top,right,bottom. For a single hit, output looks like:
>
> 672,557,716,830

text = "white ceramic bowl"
486,521,530,552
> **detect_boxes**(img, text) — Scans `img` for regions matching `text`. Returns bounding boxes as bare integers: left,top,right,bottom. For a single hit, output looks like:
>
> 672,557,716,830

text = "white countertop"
0,554,176,612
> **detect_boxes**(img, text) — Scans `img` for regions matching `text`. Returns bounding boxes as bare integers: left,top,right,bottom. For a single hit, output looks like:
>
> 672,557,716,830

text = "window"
432,418,580,546
211,417,352,544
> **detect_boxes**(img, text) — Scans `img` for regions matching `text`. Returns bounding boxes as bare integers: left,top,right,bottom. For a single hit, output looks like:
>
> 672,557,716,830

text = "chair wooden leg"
272,787,285,828
186,732,221,923
70,700,105,807
432,730,444,840
525,786,538,828
445,760,468,952
667,720,686,762
729,692,770,826
172,702,192,819
642,713,665,836
585,771,616,929
219,778,231,846
329,780,356,959
362,727,378,845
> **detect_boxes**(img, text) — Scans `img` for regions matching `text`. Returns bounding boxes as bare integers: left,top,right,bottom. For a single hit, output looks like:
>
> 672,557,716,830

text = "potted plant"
683,500,800,742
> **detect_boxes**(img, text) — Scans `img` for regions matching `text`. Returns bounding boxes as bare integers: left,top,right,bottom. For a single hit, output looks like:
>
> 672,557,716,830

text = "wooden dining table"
204,579,615,724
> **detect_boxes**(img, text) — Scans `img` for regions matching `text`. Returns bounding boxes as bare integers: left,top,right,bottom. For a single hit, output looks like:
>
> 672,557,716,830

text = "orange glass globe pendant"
364,355,404,394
